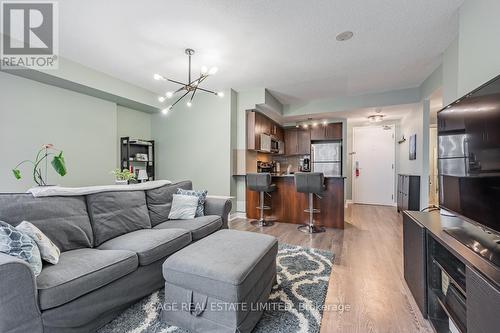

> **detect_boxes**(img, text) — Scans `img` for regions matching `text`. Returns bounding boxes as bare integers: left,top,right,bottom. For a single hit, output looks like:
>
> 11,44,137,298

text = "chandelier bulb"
201,66,208,75
158,96,165,103
216,91,224,98
186,101,192,107
166,91,173,99
153,74,163,81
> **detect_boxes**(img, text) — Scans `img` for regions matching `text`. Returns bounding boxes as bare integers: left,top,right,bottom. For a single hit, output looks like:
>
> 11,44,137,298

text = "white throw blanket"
27,180,172,197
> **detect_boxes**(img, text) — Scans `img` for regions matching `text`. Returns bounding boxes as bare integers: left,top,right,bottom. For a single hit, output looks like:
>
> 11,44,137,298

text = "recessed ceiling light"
336,31,354,41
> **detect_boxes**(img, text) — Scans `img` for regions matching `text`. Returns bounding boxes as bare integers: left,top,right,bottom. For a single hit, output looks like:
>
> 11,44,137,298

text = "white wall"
151,90,235,196
457,0,500,97
0,72,118,191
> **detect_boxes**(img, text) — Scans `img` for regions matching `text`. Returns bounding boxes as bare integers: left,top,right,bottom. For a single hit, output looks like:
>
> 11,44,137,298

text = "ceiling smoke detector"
336,31,354,41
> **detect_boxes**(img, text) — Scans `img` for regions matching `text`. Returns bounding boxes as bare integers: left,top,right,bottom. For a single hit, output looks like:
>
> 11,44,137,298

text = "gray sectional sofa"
0,180,232,333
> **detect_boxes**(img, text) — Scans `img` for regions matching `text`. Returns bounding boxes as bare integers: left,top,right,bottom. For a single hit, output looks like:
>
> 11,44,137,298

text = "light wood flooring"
229,204,432,333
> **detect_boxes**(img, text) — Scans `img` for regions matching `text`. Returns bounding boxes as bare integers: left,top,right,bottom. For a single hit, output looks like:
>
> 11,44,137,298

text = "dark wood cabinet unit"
284,128,299,155
297,128,311,154
311,123,343,141
403,211,500,333
246,176,345,229
284,128,311,155
247,110,284,151
397,174,420,212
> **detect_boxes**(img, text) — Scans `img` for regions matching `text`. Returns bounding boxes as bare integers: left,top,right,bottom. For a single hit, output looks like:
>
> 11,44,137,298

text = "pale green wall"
457,0,500,97
151,89,235,196
0,71,118,192
117,105,152,140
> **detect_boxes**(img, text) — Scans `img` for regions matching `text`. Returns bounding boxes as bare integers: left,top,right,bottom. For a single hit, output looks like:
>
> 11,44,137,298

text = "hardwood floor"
229,204,432,333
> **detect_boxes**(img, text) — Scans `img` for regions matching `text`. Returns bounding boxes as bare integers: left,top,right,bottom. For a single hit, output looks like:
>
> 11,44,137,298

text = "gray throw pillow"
176,188,208,217
0,220,42,276
16,221,61,264
168,194,199,220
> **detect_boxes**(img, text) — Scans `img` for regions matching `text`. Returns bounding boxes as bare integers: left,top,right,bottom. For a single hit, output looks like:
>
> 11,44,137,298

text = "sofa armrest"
0,253,43,333
204,196,232,229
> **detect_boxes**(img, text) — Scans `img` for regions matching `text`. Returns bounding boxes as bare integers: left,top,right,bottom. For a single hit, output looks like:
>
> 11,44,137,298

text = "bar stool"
294,172,326,233
246,173,276,227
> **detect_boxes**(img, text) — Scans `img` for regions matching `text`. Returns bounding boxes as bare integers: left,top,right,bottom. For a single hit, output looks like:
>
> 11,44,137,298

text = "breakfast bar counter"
246,175,345,229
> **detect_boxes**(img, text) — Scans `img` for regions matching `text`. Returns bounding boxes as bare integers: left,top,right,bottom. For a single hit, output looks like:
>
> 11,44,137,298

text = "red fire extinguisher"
355,161,360,177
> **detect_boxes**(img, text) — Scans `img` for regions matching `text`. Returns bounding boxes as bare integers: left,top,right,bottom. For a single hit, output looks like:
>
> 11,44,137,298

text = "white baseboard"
345,199,353,208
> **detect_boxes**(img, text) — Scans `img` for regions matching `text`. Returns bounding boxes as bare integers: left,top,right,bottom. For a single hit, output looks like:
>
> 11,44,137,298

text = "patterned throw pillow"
16,221,61,265
168,194,199,220
0,221,42,276
176,188,208,217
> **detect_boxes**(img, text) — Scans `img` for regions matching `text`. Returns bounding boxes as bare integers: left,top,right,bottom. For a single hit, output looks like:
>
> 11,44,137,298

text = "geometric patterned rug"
98,243,334,333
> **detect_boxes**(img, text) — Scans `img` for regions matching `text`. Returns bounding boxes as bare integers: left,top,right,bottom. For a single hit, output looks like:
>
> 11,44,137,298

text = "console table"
403,210,500,333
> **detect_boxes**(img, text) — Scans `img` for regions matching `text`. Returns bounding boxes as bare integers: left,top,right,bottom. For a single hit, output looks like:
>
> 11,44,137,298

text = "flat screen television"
438,74,500,266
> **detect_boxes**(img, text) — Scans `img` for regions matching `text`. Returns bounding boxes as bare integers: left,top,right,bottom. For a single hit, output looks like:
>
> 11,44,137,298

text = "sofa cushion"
146,180,192,226
154,215,222,241
36,248,138,310
98,229,192,266
86,191,152,246
0,194,93,251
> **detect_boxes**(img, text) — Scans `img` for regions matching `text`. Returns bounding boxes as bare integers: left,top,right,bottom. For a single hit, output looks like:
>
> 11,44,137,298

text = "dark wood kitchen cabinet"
297,128,311,154
284,128,299,155
274,125,284,141
310,123,343,141
247,110,284,151
284,128,310,155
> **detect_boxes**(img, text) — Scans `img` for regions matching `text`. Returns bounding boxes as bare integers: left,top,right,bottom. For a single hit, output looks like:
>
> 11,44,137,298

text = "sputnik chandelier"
153,48,223,114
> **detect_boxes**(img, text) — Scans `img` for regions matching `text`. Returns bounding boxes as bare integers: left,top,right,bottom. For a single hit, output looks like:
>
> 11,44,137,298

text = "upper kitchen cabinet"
311,123,342,140
284,128,311,155
247,110,284,152
285,128,299,155
256,112,271,136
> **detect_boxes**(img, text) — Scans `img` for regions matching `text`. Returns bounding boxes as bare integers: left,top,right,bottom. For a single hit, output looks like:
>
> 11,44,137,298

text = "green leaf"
12,169,21,180
51,151,67,177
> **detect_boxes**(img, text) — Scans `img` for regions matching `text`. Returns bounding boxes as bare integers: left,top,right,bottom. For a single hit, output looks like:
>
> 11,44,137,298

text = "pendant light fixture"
154,48,223,114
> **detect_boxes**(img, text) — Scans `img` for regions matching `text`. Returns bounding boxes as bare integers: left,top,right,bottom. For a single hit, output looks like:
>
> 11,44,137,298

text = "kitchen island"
245,175,345,229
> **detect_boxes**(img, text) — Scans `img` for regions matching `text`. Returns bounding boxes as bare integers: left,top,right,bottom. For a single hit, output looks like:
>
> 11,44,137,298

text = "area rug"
98,243,334,333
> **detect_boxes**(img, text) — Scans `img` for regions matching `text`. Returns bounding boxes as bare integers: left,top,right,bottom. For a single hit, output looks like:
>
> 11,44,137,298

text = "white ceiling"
283,104,416,125
58,0,463,104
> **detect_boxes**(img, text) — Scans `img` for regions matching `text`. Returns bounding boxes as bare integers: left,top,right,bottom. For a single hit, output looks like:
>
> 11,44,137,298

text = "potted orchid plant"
12,144,67,186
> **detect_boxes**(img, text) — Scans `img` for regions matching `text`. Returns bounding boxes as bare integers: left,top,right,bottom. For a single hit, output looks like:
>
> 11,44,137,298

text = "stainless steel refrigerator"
438,134,468,176
311,142,342,177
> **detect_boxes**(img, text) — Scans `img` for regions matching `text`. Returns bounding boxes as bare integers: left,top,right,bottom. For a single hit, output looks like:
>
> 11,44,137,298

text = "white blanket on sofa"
26,180,172,197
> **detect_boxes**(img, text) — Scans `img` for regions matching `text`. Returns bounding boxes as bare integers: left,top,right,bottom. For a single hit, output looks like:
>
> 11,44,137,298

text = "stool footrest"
256,206,271,210
297,224,326,234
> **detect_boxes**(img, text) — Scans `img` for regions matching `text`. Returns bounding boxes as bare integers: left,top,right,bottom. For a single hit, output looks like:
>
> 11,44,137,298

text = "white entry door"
353,125,395,206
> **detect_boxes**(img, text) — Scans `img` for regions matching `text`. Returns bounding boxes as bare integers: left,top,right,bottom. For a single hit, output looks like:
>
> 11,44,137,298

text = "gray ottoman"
162,229,278,333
